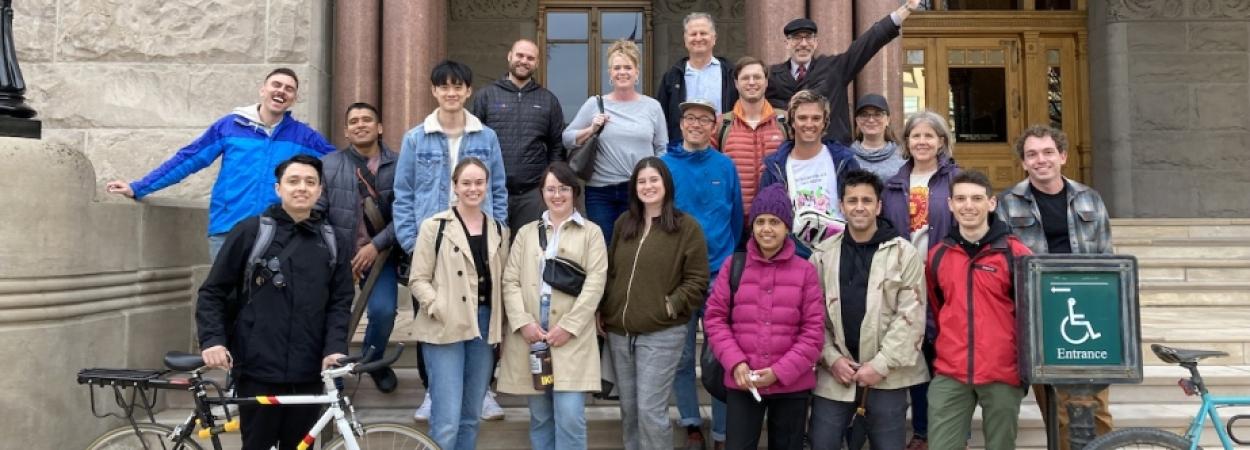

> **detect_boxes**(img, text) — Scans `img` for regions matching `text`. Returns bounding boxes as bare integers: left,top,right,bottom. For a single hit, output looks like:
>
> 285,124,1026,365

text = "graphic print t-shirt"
908,171,935,250
786,146,845,248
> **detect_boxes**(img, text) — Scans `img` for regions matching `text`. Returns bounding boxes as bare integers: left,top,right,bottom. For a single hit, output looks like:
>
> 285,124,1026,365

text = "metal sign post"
1017,254,1143,450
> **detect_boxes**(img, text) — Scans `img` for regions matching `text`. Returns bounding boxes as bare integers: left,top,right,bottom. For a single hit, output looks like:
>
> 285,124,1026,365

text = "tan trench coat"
497,218,608,394
406,209,509,345
810,233,929,402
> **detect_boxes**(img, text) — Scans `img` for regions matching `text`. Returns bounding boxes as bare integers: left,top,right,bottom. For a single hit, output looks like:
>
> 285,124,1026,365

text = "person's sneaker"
413,393,432,422
684,426,706,450
369,367,398,393
480,389,505,420
905,436,928,450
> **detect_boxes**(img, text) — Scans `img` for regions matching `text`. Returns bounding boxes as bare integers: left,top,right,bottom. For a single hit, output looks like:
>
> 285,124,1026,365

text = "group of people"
105,1,1117,449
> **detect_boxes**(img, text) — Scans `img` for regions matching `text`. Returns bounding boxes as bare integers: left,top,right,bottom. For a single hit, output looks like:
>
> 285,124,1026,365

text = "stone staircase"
157,219,1250,449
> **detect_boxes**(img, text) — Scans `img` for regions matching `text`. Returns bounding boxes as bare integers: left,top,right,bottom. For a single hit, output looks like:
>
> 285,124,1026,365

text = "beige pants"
1034,385,1114,450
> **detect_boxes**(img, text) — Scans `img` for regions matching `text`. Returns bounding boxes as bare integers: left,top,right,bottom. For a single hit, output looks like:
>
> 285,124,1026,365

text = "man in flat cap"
766,0,923,146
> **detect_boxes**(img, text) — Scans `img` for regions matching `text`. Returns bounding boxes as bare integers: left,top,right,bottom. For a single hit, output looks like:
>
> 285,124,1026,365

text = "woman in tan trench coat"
499,162,609,450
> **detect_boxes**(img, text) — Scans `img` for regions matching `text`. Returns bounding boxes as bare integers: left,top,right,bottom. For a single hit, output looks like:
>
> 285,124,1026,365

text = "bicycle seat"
164,351,206,371
1151,344,1228,364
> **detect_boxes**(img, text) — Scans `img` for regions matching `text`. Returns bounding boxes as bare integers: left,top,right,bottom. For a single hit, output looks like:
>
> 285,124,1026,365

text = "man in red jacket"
925,170,1033,450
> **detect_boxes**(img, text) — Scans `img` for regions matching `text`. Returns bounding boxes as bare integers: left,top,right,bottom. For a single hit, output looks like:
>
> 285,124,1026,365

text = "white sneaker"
413,392,432,422
481,389,505,421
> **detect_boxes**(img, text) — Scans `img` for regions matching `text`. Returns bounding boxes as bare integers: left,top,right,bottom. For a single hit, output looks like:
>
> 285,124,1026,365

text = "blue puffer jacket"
129,107,335,235
394,110,509,254
661,141,743,274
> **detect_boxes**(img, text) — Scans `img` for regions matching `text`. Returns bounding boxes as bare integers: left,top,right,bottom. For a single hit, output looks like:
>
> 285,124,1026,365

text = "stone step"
1115,238,1250,259
1110,218,1250,240
1138,258,1250,282
1140,281,1250,306
1140,306,1250,365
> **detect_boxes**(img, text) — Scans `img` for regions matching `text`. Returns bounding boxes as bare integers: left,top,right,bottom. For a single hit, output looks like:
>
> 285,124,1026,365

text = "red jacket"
926,220,1033,386
713,101,787,214
704,238,825,395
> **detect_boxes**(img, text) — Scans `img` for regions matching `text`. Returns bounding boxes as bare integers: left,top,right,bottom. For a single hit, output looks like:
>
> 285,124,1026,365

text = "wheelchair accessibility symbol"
1060,297,1102,345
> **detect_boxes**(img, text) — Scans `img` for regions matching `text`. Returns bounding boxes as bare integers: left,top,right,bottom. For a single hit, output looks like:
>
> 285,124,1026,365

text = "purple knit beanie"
750,184,794,227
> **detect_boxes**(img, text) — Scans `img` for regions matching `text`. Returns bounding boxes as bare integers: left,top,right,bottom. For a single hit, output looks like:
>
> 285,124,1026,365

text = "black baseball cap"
855,94,890,114
784,18,818,36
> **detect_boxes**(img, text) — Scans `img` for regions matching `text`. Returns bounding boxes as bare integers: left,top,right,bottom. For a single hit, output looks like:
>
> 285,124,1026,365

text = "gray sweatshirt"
562,95,667,187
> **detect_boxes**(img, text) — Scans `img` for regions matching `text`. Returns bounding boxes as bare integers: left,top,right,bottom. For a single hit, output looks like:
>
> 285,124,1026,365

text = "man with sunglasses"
196,154,354,450
765,0,923,145
661,98,743,450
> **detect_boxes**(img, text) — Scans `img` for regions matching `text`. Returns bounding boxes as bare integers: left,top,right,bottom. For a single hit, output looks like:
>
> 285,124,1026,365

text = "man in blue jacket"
106,68,336,260
660,98,742,450
759,90,860,257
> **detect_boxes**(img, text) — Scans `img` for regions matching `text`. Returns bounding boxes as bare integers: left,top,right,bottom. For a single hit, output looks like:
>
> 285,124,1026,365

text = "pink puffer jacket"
704,238,825,395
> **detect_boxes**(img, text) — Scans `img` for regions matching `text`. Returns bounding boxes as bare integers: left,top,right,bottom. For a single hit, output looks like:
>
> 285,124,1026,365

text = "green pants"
926,375,1026,450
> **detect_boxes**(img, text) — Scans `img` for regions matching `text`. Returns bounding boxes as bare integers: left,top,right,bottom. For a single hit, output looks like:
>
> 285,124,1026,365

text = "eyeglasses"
681,115,716,126
787,34,817,43
857,111,887,120
543,186,573,195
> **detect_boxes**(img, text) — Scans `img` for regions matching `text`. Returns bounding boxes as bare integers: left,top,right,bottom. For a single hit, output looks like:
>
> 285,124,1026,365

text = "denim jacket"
394,110,509,254
996,178,1112,254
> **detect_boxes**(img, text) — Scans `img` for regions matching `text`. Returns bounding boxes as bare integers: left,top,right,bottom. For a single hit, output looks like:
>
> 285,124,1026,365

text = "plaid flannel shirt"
996,178,1113,254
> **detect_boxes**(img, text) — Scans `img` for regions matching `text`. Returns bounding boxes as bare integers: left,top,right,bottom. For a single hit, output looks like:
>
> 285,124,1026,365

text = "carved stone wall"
14,0,332,204
1090,0,1250,217
445,0,746,96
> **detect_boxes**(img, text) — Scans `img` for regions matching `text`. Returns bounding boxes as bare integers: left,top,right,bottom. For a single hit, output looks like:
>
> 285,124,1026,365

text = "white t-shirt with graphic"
786,146,846,248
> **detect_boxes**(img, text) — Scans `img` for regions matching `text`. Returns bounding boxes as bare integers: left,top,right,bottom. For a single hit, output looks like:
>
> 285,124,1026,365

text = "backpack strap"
726,251,747,325
927,243,950,310
320,223,338,268
433,218,448,258
538,221,548,251
775,111,790,141
244,216,277,291
718,111,736,149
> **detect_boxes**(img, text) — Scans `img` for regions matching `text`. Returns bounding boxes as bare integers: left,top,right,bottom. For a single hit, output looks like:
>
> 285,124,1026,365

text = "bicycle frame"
1182,392,1250,450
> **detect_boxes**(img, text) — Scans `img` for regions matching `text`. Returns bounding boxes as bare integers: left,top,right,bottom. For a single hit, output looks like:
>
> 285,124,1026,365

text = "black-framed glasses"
681,115,715,126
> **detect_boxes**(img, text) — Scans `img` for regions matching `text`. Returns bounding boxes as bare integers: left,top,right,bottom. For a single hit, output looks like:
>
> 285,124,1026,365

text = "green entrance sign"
1039,272,1123,366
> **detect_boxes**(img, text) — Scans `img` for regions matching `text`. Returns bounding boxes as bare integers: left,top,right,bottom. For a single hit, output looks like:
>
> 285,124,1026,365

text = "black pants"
725,389,811,450
236,378,323,450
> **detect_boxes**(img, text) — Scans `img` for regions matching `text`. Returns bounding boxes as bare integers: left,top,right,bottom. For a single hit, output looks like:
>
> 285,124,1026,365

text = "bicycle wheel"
1084,427,1198,450
86,423,204,450
323,423,441,450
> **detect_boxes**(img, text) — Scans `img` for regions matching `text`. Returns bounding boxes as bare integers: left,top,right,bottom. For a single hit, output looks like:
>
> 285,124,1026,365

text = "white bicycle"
78,344,438,450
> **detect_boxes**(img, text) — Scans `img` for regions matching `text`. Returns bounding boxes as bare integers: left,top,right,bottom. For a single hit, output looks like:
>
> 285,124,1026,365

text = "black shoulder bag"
538,222,588,296
568,95,604,181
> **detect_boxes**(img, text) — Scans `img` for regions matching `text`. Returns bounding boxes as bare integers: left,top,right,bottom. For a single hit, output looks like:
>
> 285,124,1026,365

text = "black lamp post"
0,0,39,138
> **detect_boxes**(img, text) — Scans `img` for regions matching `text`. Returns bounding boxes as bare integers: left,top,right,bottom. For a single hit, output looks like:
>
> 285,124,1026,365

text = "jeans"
584,182,630,245
608,325,688,450
674,303,727,441
207,233,228,262
527,391,588,450
361,259,399,362
927,375,1026,450
808,388,910,450
422,307,495,450
724,389,810,450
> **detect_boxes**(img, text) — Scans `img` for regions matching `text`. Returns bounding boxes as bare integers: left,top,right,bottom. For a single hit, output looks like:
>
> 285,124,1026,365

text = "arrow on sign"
1051,286,1071,293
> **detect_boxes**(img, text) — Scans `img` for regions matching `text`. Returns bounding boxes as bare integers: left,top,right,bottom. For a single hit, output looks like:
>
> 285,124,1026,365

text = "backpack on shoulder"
242,215,338,300
701,251,747,402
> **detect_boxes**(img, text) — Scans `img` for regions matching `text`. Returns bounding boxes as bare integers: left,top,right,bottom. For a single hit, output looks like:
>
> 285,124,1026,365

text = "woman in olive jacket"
499,163,610,450
407,157,509,450
598,157,709,450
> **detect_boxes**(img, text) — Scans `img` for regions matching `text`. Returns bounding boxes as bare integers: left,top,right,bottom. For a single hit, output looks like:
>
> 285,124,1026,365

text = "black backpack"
242,215,338,301
701,251,747,402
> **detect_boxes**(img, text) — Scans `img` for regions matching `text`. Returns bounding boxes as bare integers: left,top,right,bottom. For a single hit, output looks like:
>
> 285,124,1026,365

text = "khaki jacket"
406,209,509,345
810,233,928,401
497,217,609,394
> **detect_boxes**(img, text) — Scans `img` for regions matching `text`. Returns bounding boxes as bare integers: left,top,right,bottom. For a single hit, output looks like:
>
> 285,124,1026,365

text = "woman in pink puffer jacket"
704,184,825,450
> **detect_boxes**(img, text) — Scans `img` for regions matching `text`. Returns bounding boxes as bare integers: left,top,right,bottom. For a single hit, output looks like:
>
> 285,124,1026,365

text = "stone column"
813,0,854,119
746,0,804,64
332,0,381,149
381,0,447,151
854,0,903,132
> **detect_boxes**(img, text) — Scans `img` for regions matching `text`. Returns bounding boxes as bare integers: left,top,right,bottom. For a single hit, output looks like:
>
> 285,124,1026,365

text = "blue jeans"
422,307,494,450
361,259,399,362
675,303,727,441
207,233,228,262
584,182,630,245
527,391,587,450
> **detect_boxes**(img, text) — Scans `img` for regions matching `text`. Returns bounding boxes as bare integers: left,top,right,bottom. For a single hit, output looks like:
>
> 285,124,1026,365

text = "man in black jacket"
765,0,922,145
656,12,737,146
197,154,353,450
471,39,566,231
316,102,401,393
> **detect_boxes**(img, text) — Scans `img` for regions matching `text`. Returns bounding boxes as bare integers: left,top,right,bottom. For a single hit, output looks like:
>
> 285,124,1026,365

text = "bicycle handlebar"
336,345,378,367
351,344,405,375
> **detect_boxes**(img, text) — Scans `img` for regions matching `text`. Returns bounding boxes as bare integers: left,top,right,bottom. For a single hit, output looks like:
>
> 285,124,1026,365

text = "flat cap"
784,18,818,36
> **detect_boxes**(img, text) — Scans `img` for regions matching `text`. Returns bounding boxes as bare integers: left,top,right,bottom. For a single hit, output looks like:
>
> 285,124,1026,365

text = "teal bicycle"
1085,344,1249,449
